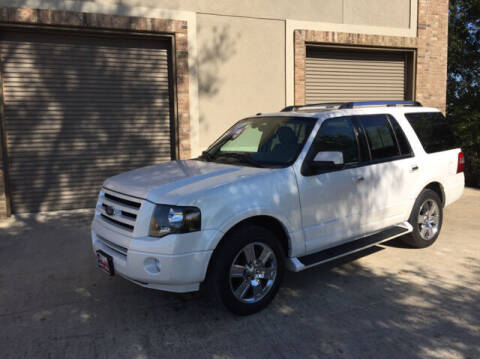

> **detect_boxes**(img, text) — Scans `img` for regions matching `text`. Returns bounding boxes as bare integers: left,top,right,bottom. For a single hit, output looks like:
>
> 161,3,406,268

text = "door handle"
353,176,365,183
411,165,419,172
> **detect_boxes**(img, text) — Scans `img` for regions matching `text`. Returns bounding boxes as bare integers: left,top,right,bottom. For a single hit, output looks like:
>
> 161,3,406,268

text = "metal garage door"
306,47,409,104
0,30,174,213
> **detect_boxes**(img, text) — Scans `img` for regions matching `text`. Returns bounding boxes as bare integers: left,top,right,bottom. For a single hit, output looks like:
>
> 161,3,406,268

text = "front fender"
208,208,304,256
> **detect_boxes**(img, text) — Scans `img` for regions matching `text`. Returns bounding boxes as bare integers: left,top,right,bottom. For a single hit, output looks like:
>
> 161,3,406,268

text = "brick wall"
294,0,449,113
416,0,449,111
0,7,192,217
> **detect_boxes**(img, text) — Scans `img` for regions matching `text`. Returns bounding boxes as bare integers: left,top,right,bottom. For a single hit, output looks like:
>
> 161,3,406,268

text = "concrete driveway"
1,189,479,359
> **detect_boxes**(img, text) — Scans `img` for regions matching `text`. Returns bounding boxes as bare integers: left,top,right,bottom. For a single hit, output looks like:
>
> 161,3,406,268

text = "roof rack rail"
339,100,422,109
281,102,344,112
281,100,422,112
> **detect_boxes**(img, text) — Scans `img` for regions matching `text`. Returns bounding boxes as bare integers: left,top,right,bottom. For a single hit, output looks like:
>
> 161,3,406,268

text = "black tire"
402,188,443,248
206,224,285,315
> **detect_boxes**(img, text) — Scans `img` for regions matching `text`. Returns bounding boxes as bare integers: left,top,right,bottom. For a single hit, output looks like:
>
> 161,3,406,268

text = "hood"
103,160,268,204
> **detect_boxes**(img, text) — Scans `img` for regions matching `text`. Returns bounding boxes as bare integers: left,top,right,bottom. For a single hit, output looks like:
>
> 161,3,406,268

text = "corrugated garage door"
0,30,173,213
306,47,409,104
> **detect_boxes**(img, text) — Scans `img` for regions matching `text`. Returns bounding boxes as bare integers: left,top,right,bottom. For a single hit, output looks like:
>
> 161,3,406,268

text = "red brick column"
416,0,449,112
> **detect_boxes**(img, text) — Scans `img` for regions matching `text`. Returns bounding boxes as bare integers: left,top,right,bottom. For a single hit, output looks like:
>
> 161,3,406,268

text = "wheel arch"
220,215,291,256
204,215,292,282
406,181,446,223
424,181,445,206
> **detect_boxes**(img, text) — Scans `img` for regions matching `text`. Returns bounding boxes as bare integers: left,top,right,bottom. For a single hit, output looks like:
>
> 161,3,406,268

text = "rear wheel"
402,189,443,248
206,224,284,315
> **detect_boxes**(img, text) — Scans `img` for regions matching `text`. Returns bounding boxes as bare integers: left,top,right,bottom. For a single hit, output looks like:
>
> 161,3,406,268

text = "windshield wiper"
214,153,265,168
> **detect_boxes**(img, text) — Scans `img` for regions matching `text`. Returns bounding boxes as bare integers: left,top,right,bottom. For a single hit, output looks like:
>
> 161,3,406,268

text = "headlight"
149,205,201,237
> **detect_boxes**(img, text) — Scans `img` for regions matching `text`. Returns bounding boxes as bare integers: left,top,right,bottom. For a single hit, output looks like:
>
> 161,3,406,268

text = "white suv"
91,101,465,315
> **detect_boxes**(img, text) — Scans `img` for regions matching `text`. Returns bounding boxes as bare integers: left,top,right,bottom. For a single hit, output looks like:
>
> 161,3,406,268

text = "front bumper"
91,218,216,293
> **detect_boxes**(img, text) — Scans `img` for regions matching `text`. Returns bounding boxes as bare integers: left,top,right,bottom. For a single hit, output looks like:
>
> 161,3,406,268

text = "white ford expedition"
92,101,465,315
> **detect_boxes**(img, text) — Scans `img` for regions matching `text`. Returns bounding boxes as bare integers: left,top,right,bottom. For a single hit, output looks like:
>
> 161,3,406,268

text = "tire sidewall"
208,224,285,315
408,189,443,248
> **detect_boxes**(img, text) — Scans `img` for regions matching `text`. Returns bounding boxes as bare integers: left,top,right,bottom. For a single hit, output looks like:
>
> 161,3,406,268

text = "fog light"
144,257,161,274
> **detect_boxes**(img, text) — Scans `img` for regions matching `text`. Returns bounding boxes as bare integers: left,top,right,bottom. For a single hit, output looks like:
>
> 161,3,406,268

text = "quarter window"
359,115,400,160
312,117,359,164
404,112,457,153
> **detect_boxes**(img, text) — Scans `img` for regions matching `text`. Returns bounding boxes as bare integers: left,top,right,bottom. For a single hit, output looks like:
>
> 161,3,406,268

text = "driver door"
296,116,369,254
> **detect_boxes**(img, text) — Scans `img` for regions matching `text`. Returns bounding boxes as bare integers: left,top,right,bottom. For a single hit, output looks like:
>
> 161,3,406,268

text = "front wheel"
402,189,443,248
206,224,285,315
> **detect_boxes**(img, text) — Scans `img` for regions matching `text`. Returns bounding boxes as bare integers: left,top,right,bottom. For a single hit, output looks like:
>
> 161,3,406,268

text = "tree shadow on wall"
196,24,238,99
194,23,239,138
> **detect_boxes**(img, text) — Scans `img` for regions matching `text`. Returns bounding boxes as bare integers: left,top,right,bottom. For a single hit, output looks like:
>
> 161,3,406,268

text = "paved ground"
0,189,479,359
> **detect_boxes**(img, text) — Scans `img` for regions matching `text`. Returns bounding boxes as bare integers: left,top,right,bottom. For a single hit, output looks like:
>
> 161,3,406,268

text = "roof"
254,101,441,119
281,101,422,113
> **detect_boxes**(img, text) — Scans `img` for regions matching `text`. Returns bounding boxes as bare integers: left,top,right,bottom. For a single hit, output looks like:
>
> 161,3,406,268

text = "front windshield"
199,116,315,168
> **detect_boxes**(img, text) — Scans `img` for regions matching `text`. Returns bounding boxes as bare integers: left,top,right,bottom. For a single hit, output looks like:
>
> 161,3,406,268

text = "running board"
286,222,413,272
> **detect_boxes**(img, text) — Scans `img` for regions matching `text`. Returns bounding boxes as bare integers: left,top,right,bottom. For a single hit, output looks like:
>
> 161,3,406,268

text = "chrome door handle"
353,176,365,183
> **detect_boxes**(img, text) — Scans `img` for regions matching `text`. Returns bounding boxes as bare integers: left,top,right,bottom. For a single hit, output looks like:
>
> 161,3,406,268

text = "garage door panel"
308,95,406,101
6,131,172,141
5,42,169,55
4,88,171,96
3,97,171,104
1,30,173,213
9,161,171,176
306,63,405,71
306,48,409,104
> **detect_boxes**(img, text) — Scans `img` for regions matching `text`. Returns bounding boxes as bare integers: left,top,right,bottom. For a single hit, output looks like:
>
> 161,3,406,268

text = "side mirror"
313,151,344,166
302,151,344,176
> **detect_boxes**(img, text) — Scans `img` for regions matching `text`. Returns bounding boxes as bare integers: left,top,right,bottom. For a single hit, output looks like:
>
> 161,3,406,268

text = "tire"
206,224,285,315
402,188,443,248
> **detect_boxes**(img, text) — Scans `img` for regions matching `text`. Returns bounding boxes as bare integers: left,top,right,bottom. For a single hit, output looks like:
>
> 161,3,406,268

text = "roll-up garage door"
306,47,410,104
0,30,174,213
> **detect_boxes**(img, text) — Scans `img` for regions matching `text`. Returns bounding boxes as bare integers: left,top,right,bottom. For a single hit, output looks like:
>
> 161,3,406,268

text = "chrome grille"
96,188,142,232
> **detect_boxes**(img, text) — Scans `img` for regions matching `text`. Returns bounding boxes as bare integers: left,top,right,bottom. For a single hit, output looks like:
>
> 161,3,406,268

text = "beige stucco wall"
196,14,285,149
343,0,411,28
7,0,411,28
103,0,344,24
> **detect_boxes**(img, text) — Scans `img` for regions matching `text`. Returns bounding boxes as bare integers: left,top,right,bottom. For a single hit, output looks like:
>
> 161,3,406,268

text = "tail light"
457,151,465,173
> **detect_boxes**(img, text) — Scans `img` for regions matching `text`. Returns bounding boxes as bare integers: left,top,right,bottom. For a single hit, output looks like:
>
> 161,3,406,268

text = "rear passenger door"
354,114,420,232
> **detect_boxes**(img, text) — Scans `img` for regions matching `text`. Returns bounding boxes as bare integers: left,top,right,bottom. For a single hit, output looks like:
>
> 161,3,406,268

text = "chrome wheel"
417,199,440,240
229,242,277,303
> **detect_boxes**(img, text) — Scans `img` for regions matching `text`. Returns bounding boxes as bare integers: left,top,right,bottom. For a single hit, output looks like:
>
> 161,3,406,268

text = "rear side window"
359,115,399,160
404,112,457,153
388,115,412,156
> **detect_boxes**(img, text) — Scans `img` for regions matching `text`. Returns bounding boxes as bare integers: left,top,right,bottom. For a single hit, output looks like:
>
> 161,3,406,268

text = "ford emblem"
105,205,115,216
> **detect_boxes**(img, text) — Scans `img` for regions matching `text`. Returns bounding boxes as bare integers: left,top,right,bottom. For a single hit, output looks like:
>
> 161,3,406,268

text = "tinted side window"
388,115,413,155
312,117,359,164
404,112,457,153
360,115,400,160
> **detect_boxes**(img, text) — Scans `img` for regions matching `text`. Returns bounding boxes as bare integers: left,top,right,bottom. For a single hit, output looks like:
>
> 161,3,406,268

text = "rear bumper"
91,219,216,293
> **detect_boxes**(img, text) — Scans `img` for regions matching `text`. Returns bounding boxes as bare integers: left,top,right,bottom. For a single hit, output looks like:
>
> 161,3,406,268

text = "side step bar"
286,222,413,272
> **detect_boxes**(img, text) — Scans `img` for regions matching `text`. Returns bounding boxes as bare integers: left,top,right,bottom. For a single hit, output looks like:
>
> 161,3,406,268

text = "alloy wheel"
417,199,440,240
229,242,277,303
